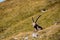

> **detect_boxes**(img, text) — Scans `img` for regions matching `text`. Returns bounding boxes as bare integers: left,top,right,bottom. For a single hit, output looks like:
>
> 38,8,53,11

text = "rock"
32,32,38,38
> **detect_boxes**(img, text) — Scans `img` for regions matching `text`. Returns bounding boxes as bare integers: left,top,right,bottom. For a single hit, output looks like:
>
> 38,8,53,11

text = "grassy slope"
9,24,60,40
0,0,60,40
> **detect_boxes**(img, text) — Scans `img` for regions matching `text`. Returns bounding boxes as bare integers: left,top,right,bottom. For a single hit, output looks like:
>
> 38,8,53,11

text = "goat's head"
32,15,41,26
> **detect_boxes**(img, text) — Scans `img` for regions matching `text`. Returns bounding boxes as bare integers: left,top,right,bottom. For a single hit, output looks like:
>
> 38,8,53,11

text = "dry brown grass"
0,0,60,40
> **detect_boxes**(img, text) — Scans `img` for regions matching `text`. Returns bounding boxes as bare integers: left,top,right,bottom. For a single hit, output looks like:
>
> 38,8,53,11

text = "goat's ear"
35,15,41,23
32,17,34,22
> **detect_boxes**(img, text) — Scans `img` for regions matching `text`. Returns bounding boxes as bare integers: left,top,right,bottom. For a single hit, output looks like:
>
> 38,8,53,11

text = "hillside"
8,24,60,40
0,0,60,40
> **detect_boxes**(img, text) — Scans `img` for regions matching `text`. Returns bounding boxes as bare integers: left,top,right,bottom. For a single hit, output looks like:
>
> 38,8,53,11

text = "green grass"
0,0,60,40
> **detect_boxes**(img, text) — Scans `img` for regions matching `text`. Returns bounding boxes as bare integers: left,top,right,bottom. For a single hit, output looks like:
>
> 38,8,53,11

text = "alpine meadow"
0,0,60,40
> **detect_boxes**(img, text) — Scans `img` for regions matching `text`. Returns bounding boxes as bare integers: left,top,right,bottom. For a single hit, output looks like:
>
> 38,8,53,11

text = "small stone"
41,9,46,12
32,32,38,38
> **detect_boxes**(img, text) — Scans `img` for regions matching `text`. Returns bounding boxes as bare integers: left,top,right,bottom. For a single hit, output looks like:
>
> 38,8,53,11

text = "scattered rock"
41,9,47,12
32,32,38,38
